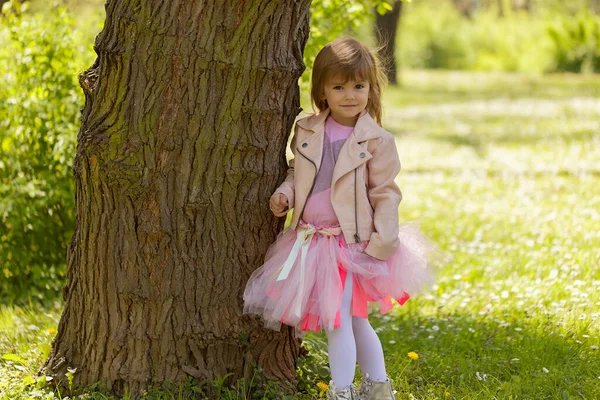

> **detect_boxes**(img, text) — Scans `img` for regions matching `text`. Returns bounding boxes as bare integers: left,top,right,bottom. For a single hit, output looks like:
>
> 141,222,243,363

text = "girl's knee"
351,315,370,331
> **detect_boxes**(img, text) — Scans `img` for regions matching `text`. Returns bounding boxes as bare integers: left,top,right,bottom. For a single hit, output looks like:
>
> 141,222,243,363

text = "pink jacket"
273,108,403,261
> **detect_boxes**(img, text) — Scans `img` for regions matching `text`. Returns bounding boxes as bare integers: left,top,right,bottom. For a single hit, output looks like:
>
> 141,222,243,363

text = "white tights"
325,271,388,388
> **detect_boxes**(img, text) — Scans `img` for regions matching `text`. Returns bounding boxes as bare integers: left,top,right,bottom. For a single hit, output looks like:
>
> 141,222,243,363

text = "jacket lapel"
295,110,329,171
331,110,384,186
294,109,386,184
331,134,372,185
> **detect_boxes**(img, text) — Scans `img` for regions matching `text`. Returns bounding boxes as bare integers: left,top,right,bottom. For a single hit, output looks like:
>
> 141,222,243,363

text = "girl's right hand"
269,193,289,217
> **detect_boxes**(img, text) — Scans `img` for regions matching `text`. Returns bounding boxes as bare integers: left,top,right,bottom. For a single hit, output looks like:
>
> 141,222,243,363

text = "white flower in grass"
591,345,598,350
514,327,523,332
542,367,549,373
468,328,476,333
510,358,520,363
475,371,487,381
432,325,439,331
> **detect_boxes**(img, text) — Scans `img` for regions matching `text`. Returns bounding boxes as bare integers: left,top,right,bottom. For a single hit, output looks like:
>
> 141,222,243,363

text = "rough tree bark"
40,0,312,397
374,1,403,85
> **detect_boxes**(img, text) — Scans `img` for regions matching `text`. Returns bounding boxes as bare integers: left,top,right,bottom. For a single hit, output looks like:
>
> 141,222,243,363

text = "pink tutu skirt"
243,221,442,338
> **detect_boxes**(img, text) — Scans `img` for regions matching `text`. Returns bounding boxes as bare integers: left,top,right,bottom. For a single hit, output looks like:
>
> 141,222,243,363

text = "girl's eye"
355,84,364,89
333,86,343,90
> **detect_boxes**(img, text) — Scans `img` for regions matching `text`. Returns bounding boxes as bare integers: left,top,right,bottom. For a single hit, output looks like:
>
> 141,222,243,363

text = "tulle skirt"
243,220,443,338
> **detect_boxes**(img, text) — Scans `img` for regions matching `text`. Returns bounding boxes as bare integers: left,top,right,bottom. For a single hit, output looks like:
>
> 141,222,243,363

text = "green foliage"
396,0,555,73
300,0,395,105
547,11,600,73
296,334,330,398
397,1,474,70
390,0,600,74
0,1,94,304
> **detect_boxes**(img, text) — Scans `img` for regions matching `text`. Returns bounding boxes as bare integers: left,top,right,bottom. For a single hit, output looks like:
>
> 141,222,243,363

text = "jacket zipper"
354,168,360,243
297,141,361,244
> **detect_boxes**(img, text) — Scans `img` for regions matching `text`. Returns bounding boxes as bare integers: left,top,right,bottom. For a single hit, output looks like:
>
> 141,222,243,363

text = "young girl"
243,37,442,400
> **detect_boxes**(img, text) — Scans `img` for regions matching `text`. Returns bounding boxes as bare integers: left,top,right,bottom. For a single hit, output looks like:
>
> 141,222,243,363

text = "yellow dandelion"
48,328,56,335
445,391,450,397
16,308,24,315
317,382,329,392
407,351,419,360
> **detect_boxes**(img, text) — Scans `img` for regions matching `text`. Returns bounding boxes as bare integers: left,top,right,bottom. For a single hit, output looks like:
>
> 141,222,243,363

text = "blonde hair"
310,37,388,125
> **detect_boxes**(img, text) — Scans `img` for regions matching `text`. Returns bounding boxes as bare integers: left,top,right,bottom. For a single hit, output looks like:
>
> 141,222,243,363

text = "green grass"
2,70,600,399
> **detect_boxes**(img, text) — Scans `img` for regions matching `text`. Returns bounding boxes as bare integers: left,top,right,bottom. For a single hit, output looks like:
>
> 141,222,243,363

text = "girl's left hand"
269,193,289,217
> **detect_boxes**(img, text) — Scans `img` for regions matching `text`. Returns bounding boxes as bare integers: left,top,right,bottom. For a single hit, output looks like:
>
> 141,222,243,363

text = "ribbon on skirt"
270,222,342,319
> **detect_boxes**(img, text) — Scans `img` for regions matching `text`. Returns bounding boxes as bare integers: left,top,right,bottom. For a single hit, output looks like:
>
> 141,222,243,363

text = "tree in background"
40,0,311,396
374,1,403,85
452,0,477,17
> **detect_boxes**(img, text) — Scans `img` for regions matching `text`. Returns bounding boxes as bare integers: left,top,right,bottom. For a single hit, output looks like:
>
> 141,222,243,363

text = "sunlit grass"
365,70,599,399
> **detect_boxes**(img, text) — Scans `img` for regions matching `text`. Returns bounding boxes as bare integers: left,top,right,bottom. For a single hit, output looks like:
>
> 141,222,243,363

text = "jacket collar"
294,108,383,186
296,108,385,142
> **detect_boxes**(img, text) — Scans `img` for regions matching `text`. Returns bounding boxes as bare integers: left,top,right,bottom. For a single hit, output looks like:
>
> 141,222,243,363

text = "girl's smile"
323,79,370,127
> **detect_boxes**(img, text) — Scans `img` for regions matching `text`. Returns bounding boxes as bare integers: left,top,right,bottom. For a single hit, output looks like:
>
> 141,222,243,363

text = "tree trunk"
40,0,311,397
511,0,530,12
374,1,403,85
497,0,505,17
452,0,474,18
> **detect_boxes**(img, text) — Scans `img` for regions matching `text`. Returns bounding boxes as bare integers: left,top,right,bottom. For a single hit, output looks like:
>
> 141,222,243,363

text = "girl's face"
322,77,370,127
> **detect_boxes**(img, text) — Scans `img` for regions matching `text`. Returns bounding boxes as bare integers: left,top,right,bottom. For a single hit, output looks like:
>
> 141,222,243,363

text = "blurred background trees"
1,0,599,306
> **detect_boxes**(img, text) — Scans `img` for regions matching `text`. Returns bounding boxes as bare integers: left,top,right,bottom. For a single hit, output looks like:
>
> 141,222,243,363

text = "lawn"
2,70,599,399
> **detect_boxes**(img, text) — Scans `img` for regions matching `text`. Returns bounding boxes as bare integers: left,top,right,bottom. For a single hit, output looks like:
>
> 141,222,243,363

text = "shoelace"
359,375,373,397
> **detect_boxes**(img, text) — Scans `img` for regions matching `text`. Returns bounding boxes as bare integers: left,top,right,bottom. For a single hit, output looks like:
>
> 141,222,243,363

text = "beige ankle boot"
356,373,396,400
326,379,355,400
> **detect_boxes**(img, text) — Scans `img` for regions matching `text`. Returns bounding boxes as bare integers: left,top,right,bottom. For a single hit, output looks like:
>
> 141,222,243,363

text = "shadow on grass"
359,309,600,400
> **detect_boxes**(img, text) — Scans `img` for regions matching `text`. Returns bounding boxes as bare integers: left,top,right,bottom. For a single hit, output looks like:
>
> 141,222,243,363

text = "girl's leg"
325,270,357,388
352,315,388,382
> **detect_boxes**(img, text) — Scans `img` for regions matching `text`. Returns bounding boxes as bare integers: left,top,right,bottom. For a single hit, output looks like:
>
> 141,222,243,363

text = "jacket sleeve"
272,125,297,209
364,134,402,260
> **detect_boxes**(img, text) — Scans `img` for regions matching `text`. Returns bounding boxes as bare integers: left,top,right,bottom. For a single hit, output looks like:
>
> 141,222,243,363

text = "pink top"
302,116,354,226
